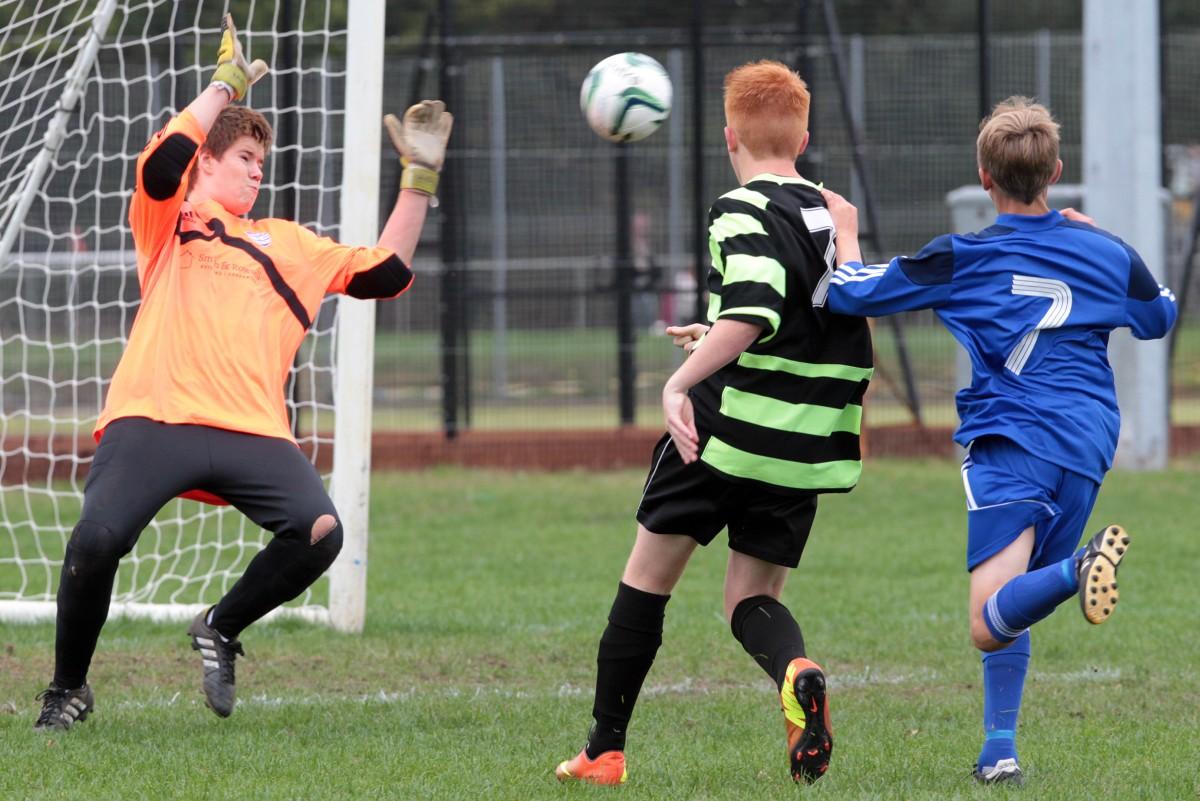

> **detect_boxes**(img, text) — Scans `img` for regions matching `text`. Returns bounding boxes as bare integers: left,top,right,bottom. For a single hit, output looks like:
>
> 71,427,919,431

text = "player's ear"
724,126,737,154
978,167,992,191
1049,158,1063,186
796,131,810,158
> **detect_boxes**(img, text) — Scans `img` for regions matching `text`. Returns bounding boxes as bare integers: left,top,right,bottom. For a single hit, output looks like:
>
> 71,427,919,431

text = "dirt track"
5,425,1197,484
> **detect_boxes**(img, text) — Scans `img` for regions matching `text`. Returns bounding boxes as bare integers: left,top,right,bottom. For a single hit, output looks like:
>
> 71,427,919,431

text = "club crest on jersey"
246,231,272,248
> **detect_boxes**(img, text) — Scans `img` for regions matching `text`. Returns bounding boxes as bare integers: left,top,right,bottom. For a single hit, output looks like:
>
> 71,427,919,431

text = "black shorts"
635,434,818,568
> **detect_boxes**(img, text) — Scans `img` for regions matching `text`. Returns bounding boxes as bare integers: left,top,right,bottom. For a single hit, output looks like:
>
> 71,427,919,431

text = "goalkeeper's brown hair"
723,61,809,160
977,97,1060,204
189,106,273,184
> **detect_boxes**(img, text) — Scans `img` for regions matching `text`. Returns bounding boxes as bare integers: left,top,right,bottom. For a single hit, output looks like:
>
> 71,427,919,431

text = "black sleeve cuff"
345,254,414,299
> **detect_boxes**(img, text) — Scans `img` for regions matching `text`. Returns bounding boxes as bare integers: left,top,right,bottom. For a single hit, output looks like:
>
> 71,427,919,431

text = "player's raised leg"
555,524,695,785
725,497,830,783
727,566,832,784
187,427,344,718
970,458,1118,655
35,419,209,731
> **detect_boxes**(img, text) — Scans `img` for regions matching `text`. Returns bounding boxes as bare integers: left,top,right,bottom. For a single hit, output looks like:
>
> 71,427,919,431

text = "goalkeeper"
34,16,453,730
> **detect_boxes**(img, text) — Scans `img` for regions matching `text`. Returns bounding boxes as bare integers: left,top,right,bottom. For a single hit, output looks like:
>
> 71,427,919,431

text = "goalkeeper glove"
210,14,269,102
384,100,454,199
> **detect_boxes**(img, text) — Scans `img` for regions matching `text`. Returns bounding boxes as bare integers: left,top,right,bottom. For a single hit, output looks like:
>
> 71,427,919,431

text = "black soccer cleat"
1077,524,1130,625
34,683,94,731
188,607,245,717
972,758,1025,786
781,658,833,783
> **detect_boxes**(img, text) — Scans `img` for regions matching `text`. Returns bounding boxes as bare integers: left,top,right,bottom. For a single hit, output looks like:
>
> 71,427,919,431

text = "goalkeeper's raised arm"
129,14,268,264
377,100,454,265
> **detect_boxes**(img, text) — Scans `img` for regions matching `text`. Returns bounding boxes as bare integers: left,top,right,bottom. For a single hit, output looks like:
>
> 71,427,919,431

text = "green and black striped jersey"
690,173,874,494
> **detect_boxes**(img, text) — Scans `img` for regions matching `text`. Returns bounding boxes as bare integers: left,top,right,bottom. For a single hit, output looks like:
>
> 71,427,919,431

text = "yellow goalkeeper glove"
210,14,269,102
384,100,454,198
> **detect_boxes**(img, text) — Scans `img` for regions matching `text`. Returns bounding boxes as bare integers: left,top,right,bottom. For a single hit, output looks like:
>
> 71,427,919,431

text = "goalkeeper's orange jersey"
97,110,404,445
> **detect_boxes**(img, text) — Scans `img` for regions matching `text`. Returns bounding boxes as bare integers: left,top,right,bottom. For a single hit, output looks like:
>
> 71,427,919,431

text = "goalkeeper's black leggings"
53,417,342,689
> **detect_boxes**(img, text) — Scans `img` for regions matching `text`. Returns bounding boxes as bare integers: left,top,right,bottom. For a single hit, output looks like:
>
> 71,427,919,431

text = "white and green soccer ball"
580,52,673,143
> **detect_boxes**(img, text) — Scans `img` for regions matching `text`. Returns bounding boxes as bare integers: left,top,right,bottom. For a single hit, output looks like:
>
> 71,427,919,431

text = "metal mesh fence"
373,26,1200,441
4,18,1200,460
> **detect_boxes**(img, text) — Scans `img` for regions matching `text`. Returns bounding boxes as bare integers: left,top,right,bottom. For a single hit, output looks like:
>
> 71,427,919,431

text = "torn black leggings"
53,417,342,688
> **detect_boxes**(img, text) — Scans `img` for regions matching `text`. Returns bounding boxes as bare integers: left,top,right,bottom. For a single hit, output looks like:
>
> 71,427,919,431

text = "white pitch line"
5,666,1124,714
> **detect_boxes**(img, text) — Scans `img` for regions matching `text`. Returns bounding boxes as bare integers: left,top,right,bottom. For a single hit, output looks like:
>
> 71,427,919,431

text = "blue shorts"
960,436,1100,572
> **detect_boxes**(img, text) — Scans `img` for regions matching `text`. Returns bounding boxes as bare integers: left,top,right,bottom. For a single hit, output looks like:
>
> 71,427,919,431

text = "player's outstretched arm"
821,188,953,317
661,319,761,463
1124,251,1178,340
377,100,454,265
187,15,270,132
822,188,864,267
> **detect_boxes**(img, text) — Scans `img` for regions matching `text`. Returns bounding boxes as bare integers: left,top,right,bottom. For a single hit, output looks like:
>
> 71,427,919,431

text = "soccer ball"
580,52,672,143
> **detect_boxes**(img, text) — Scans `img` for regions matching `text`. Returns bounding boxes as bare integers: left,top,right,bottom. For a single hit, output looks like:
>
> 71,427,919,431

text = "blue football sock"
977,631,1030,769
982,547,1085,642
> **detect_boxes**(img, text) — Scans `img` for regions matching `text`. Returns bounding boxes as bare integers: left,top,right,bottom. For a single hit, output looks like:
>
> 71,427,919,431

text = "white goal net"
0,1,380,629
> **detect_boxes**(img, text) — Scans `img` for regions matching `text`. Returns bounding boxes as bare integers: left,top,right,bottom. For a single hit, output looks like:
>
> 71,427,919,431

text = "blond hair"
723,60,810,160
976,97,1060,203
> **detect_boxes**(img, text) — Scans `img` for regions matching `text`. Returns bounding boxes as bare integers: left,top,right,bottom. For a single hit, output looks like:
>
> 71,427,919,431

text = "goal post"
0,1,382,630
329,0,386,633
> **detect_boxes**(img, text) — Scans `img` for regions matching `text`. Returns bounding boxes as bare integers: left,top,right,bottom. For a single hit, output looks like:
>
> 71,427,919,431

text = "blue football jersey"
825,210,1177,481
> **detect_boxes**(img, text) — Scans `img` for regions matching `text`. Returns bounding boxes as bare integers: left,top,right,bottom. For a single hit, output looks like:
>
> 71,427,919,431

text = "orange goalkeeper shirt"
97,110,406,444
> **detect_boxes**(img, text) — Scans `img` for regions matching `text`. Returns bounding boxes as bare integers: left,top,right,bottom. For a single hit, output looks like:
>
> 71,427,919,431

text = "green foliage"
2,462,1198,799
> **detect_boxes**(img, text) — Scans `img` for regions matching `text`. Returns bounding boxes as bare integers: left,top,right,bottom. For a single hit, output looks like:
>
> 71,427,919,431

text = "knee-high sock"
982,548,1085,643
54,522,126,688
978,631,1031,769
586,582,669,758
730,595,806,690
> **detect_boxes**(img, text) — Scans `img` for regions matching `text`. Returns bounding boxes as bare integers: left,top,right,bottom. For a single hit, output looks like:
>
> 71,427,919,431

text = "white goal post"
0,1,384,631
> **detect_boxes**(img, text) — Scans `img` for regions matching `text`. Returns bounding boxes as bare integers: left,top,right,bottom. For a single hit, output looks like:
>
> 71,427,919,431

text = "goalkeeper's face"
204,135,266,215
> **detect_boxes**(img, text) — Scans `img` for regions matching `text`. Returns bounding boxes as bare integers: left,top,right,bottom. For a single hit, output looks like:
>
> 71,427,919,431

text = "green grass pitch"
2,460,1198,800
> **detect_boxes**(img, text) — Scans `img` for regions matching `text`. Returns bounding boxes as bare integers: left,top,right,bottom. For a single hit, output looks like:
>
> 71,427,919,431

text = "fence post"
489,56,509,399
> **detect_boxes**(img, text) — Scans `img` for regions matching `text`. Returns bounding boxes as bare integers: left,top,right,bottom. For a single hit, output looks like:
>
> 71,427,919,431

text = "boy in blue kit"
821,97,1177,784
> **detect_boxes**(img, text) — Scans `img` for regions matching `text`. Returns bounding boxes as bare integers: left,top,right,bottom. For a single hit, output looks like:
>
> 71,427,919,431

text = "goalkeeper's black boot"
1077,524,1129,625
188,608,244,718
34,683,94,731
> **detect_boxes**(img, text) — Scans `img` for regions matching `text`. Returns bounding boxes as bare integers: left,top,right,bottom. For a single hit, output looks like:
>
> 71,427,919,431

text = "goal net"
0,1,379,629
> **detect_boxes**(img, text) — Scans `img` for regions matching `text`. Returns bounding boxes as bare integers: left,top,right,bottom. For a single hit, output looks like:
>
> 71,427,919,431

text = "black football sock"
730,595,806,690
586,582,669,758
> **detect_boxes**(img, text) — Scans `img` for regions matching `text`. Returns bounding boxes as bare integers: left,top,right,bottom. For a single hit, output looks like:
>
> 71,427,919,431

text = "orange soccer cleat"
555,747,628,785
780,657,833,783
